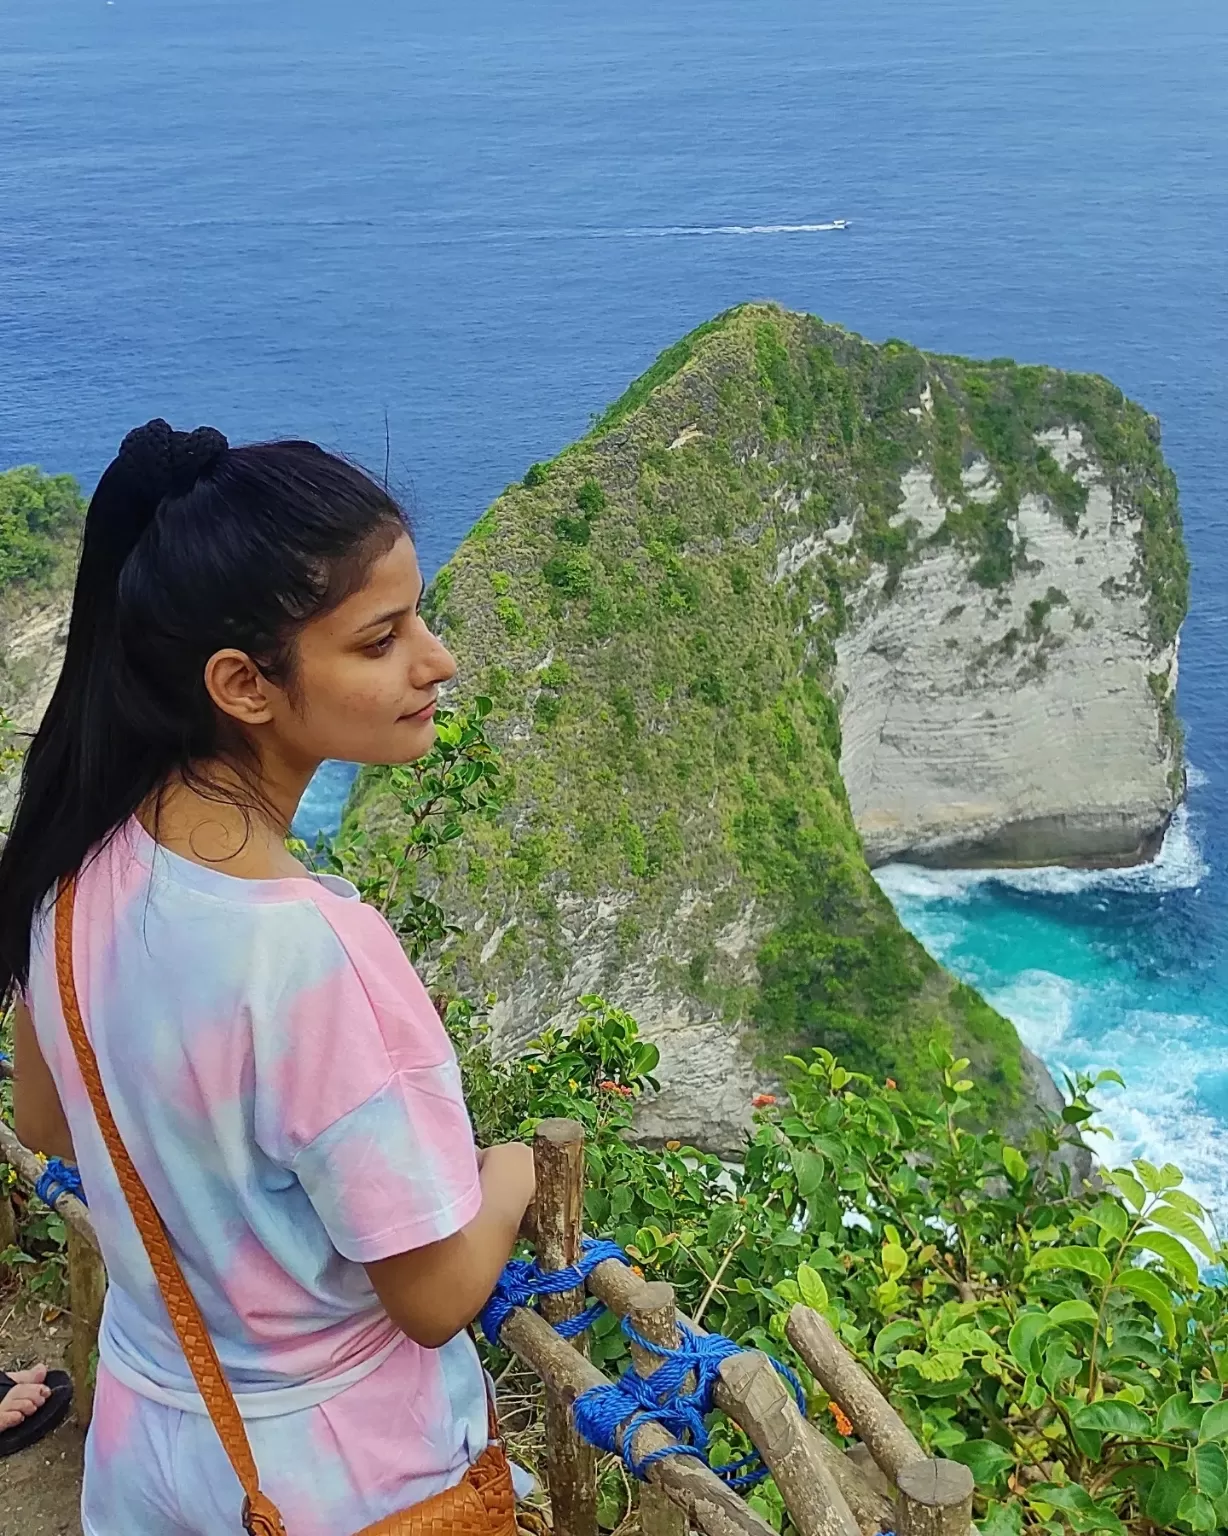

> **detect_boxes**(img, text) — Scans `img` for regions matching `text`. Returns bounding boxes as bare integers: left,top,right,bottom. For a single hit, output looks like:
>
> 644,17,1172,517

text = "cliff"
0,468,83,827
348,303,1187,1152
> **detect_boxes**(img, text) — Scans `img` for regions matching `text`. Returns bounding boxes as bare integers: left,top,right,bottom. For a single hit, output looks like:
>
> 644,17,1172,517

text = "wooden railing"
0,1082,975,1536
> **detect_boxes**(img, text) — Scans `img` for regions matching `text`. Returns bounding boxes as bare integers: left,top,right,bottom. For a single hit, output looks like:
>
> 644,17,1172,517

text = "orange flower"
885,1078,897,1090
631,1265,644,1277
751,1093,777,1108
830,1403,853,1438
666,1140,681,1151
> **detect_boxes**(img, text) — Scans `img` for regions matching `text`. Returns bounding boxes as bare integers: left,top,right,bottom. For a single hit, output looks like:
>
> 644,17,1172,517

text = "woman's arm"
364,1141,535,1349
12,998,75,1161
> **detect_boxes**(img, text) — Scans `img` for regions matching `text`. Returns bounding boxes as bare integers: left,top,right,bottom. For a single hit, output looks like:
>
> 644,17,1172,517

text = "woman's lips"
404,700,436,722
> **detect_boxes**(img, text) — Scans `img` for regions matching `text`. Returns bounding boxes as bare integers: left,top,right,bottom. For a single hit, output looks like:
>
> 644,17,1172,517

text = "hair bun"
115,418,229,504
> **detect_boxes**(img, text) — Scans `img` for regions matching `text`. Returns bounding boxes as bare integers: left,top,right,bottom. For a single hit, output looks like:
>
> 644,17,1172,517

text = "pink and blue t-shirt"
25,818,490,1525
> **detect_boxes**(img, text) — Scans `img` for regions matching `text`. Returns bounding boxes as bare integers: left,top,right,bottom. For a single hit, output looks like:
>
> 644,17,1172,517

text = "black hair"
0,418,408,1002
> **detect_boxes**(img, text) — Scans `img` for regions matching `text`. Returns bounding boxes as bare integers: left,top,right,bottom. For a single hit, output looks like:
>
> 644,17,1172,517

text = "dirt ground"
0,1289,85,1536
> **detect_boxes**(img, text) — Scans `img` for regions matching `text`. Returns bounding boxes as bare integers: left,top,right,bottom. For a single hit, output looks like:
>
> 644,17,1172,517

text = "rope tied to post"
34,1156,87,1208
574,1317,805,1488
480,1233,805,1489
479,1236,631,1344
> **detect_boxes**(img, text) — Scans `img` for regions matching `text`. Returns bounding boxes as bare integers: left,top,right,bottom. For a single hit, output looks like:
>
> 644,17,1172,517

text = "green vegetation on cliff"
0,467,85,592
345,304,1186,1123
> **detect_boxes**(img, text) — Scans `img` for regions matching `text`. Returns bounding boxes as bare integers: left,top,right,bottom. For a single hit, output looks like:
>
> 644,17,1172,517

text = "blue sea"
3,1,1227,1215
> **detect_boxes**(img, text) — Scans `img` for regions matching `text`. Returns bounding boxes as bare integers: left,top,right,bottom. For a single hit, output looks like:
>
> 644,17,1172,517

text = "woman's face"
263,531,457,770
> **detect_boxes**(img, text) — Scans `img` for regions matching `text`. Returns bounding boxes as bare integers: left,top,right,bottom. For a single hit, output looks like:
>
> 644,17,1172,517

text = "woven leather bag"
55,877,518,1536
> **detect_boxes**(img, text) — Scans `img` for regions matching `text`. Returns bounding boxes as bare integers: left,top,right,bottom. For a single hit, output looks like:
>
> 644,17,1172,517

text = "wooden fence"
0,1081,976,1536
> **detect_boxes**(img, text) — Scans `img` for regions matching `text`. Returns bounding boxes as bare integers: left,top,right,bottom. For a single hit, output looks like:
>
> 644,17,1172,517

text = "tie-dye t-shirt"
25,817,487,1444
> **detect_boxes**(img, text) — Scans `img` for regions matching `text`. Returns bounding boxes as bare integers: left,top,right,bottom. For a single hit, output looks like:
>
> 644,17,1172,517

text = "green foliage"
524,462,550,488
454,1001,1228,1536
0,466,85,590
315,698,503,962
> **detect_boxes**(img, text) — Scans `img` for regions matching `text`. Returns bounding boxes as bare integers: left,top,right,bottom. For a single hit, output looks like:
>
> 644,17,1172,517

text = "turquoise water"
2,0,1227,1219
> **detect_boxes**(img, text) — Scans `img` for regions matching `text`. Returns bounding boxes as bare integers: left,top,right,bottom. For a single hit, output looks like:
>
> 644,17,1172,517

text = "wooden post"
499,1304,778,1536
896,1459,974,1536
66,1223,106,1429
629,1281,690,1536
0,1183,15,1259
534,1118,598,1536
787,1306,924,1483
717,1351,861,1536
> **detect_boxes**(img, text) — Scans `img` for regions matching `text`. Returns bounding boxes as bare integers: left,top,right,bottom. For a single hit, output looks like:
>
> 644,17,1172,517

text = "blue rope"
573,1316,806,1488
480,1235,806,1488
34,1157,87,1208
479,1237,630,1345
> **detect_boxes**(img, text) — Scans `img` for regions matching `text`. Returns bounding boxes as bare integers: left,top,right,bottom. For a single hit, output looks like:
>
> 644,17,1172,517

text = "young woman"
0,421,536,1534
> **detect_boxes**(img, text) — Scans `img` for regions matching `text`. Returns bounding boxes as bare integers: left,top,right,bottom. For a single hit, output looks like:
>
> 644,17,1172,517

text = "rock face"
346,303,1188,1154
837,427,1182,868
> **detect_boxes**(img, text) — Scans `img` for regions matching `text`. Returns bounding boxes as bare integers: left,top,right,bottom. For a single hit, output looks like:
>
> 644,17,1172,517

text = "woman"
1,422,535,1534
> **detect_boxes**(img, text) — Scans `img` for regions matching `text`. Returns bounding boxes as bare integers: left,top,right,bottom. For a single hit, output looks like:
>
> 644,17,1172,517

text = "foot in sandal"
0,1364,73,1456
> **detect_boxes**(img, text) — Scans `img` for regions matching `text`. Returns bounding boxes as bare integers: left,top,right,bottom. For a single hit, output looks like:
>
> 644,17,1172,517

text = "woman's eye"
365,633,395,657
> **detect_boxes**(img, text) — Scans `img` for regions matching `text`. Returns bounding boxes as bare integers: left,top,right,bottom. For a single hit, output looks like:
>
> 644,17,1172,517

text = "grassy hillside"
349,303,1185,1118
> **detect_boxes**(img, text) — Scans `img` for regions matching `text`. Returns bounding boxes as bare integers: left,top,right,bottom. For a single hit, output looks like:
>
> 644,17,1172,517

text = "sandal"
0,1369,73,1457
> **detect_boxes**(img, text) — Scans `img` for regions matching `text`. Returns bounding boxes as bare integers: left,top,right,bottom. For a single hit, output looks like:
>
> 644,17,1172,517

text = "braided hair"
0,419,408,1000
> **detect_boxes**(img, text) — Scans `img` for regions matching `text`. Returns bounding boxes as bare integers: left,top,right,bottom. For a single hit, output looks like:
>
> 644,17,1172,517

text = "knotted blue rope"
35,1157,87,1208
479,1237,630,1345
573,1317,805,1488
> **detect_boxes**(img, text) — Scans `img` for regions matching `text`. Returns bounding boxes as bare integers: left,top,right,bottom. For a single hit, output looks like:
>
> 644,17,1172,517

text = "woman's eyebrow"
355,603,413,633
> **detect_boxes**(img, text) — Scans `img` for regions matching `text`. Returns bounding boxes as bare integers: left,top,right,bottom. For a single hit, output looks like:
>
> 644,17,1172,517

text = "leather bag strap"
54,877,287,1536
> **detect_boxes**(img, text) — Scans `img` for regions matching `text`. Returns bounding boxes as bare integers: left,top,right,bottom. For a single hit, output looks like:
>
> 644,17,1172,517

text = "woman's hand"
364,1140,536,1350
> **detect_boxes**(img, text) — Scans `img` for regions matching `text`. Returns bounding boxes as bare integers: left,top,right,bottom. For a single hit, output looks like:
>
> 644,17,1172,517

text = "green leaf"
1149,1203,1217,1263
881,1242,908,1281
1072,1400,1151,1437
1008,1312,1057,1374
1136,1159,1166,1194
1164,1188,1208,1219
1158,1393,1203,1437
1115,1266,1177,1343
1028,1246,1111,1285
1200,1400,1228,1443
1191,1442,1228,1499
1048,1300,1099,1327
791,1149,826,1200
1030,1482,1125,1533
873,1320,921,1362
1178,1490,1219,1532
1193,1380,1225,1405
797,1263,829,1312
1086,1198,1129,1245
1128,1232,1200,1290
1147,1467,1192,1525
979,1501,1023,1536
1107,1167,1146,1211
948,1438,1016,1486
1001,1145,1028,1184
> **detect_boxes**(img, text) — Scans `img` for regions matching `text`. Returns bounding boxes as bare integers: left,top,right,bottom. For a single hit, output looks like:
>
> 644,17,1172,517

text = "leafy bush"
448,996,1228,1536
524,463,550,488
311,697,503,962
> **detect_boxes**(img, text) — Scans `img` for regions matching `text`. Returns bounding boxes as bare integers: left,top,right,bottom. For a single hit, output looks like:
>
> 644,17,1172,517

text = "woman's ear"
203,648,278,726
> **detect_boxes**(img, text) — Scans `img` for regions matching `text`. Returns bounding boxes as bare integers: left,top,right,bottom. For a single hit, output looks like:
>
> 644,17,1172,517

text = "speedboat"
831,219,850,229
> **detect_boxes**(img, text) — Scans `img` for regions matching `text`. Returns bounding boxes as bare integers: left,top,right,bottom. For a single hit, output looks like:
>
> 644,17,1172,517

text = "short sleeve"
254,894,481,1264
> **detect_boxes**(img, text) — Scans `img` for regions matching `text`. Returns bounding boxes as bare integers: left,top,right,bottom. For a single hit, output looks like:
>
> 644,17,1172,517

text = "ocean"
3,0,1227,1217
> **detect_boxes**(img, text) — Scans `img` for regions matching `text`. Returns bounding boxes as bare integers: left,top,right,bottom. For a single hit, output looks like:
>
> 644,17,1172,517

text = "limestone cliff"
347,303,1187,1152
836,423,1183,868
